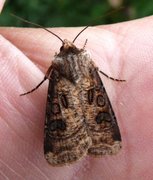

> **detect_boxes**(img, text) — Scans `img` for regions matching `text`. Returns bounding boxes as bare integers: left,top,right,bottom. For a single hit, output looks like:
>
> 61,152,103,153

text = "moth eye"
49,119,66,131
96,95,105,107
88,88,94,105
60,46,64,51
60,94,68,108
95,112,111,124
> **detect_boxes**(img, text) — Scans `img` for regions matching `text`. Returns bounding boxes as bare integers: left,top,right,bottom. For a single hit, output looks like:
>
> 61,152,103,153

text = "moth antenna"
73,26,89,43
72,6,124,43
11,13,64,44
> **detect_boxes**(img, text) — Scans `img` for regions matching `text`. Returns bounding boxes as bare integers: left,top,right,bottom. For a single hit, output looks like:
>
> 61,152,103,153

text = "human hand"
0,3,153,179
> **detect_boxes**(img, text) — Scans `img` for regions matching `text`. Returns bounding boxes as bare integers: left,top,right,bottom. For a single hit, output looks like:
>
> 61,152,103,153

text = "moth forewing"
43,40,122,166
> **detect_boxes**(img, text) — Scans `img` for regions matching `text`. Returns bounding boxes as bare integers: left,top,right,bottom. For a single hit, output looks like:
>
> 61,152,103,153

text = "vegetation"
0,0,153,27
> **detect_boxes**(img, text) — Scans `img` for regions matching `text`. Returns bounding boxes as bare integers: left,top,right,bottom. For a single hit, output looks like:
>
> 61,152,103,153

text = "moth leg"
20,65,53,96
99,70,125,82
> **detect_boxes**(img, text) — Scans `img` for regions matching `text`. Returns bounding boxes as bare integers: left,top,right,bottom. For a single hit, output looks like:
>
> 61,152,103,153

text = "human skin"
1,2,153,180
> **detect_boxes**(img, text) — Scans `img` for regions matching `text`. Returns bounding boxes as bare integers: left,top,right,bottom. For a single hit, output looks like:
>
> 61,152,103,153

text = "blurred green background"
0,0,153,27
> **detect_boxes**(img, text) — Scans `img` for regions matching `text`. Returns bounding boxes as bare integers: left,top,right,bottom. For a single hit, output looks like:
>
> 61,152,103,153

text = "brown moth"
19,18,124,166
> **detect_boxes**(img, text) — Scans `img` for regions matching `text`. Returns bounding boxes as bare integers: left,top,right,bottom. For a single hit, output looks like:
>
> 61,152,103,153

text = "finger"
0,0,6,13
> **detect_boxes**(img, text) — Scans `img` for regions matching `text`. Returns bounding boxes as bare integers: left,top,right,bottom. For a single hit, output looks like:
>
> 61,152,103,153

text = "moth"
18,17,125,166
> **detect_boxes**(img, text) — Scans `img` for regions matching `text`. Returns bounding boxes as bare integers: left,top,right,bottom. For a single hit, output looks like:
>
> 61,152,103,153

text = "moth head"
58,26,89,54
60,39,77,52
